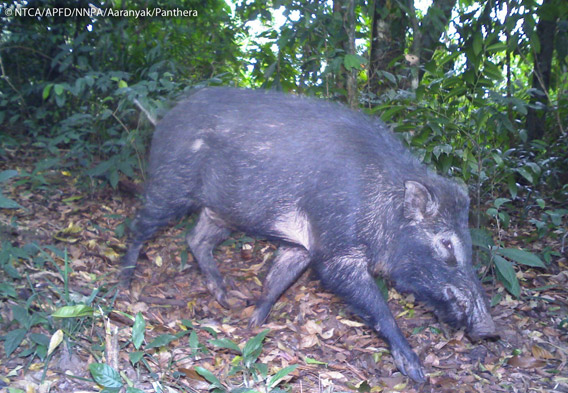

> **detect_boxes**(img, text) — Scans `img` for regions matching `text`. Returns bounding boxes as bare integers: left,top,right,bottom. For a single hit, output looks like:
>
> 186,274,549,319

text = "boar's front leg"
250,245,311,327
186,208,231,308
314,251,426,383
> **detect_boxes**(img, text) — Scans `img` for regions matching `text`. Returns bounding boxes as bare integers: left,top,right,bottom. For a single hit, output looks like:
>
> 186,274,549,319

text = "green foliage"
368,0,567,210
201,329,297,393
0,241,26,280
124,314,296,392
373,52,534,198
0,241,113,371
89,363,145,393
2,240,294,391
132,312,146,350
0,170,22,209
4,328,28,358
51,304,94,318
145,333,178,349
89,363,123,390
530,208,568,239
233,0,366,96
1,0,243,189
471,227,546,298
495,248,546,269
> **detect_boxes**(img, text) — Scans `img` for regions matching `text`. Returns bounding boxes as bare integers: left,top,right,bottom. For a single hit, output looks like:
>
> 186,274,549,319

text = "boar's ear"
404,180,439,221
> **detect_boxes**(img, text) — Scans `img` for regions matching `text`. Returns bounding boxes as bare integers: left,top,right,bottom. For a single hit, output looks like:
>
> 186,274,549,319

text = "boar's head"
389,180,497,341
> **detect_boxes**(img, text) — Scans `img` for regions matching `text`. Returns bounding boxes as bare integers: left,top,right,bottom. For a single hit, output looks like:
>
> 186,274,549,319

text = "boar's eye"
441,239,457,267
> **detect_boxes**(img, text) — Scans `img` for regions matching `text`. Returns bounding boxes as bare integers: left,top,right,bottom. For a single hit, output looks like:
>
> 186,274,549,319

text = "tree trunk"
368,0,408,95
417,0,457,80
526,0,557,141
345,0,357,108
334,0,358,107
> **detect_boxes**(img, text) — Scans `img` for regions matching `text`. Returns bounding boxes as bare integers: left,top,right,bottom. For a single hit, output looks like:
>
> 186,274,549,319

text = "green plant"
111,312,296,392
88,314,201,392
486,197,512,230
89,362,144,393
529,201,567,240
221,234,257,251
1,0,243,192
0,170,22,209
2,244,105,371
0,241,26,287
14,157,61,190
471,228,546,299
197,329,297,393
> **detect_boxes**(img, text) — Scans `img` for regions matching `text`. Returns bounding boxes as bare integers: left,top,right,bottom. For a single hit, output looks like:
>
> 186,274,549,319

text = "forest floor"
1,153,567,393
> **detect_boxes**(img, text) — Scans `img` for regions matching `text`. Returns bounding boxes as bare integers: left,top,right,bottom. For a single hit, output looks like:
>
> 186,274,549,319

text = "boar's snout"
443,284,498,341
468,314,498,341
466,288,499,341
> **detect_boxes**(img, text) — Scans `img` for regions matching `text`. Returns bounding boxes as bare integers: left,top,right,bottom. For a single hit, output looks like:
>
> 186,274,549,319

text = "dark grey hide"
120,87,496,382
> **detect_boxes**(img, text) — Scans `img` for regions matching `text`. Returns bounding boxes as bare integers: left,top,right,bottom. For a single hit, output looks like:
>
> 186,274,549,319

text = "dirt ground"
1,163,567,393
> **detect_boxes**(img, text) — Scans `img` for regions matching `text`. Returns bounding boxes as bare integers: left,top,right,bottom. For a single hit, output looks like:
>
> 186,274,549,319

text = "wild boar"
120,88,496,382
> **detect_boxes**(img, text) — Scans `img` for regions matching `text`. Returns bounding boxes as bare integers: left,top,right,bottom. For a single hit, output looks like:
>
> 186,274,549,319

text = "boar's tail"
133,97,157,126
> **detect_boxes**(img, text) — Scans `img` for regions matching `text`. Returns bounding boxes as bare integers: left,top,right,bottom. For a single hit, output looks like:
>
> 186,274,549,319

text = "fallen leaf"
321,328,334,339
424,353,440,367
393,382,408,391
300,334,319,348
320,371,347,380
62,222,82,234
241,243,253,260
53,235,79,243
130,302,149,314
429,375,457,388
220,324,237,334
434,341,449,350
178,367,204,380
103,247,120,260
338,318,364,328
28,362,44,371
507,355,546,368
550,271,568,284
542,327,559,337
242,261,266,273
305,356,327,365
380,375,406,388
303,320,322,335
48,329,64,356
532,345,554,359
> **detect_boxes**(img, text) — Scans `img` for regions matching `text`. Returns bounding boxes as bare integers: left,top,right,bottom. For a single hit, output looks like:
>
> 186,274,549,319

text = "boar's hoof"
468,328,500,342
207,284,230,309
390,346,426,383
118,268,135,289
468,315,498,341
214,291,230,309
249,302,271,328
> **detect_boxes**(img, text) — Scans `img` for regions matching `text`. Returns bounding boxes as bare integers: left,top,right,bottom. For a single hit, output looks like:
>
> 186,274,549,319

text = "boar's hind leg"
249,246,311,327
120,206,179,287
186,208,231,308
315,254,426,383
